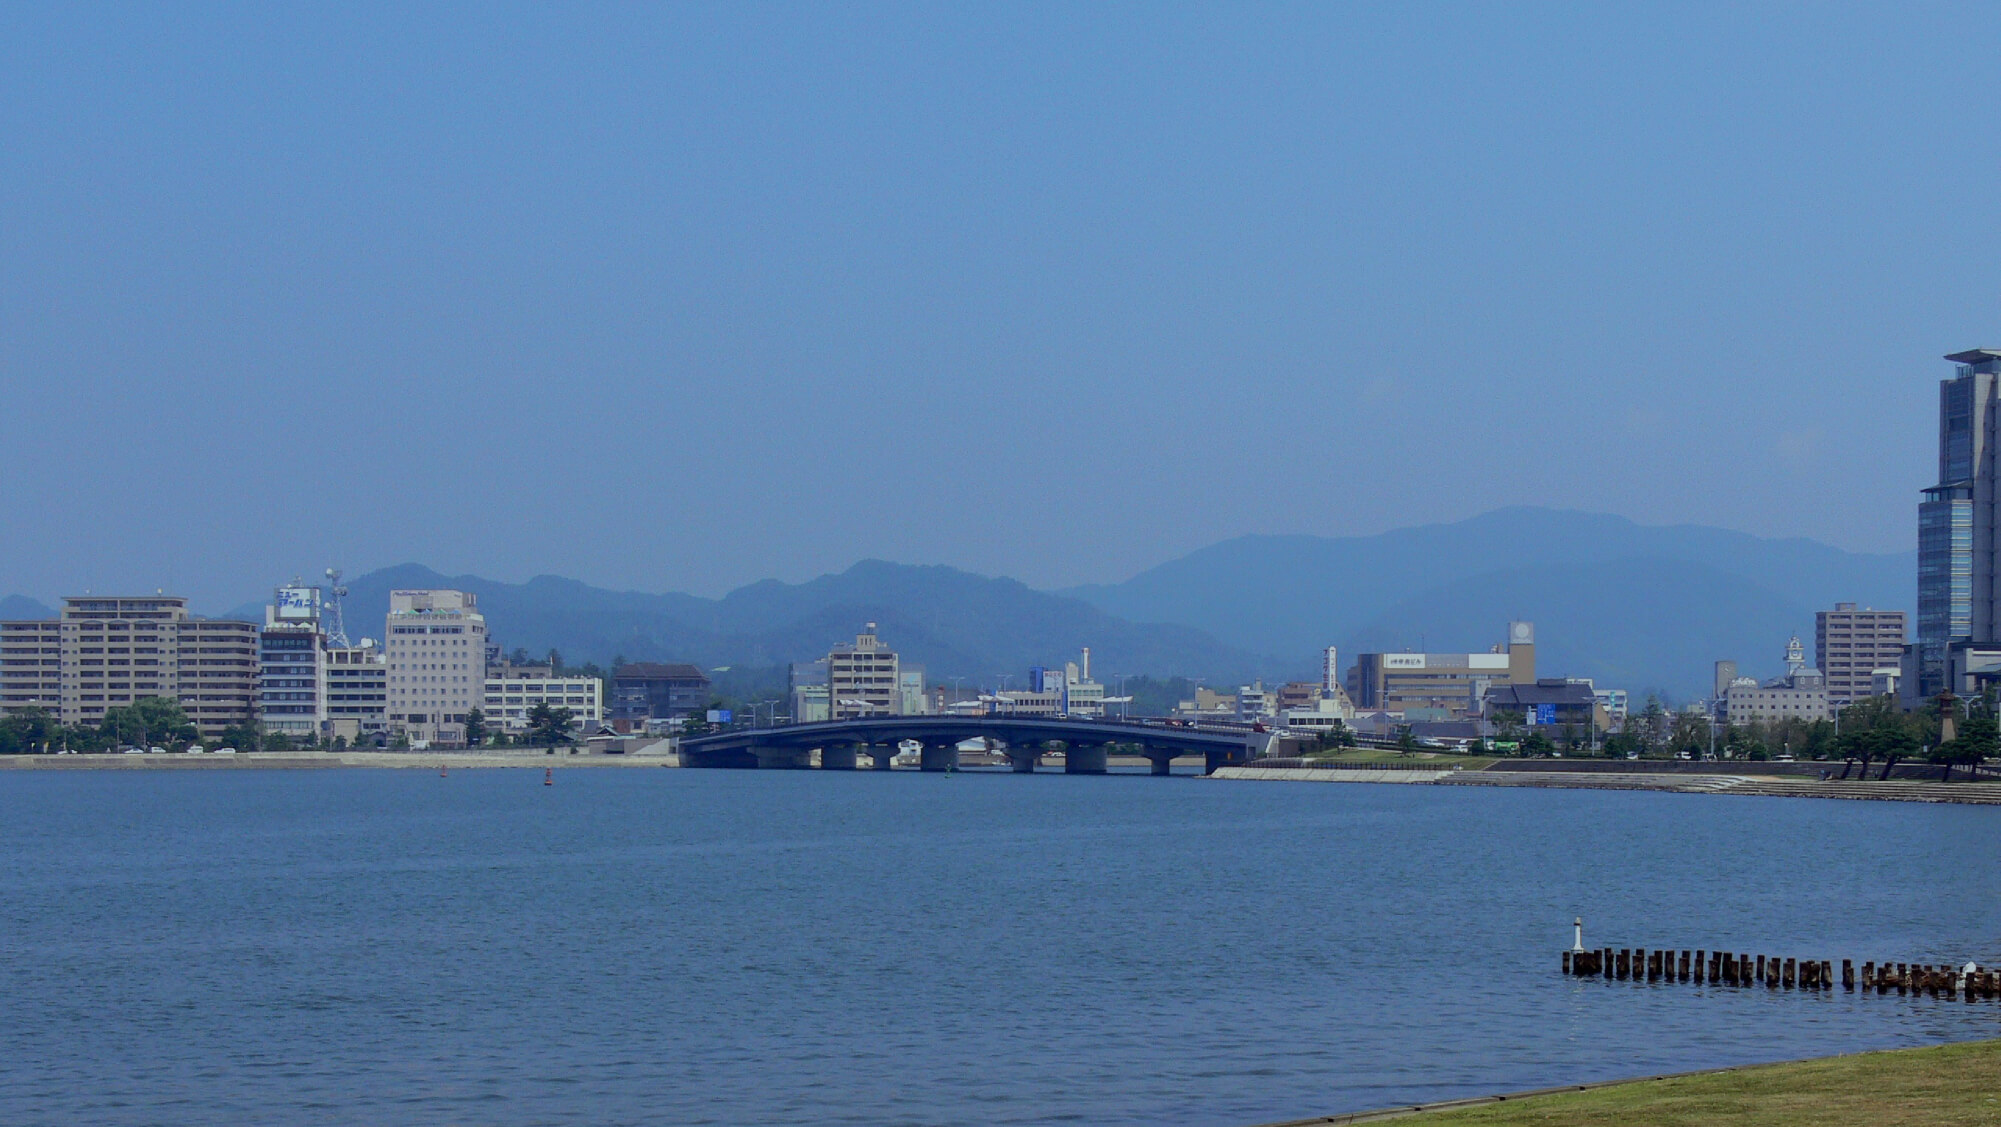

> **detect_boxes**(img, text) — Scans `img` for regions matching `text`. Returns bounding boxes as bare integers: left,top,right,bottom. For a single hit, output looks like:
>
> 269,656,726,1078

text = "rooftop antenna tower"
324,567,351,648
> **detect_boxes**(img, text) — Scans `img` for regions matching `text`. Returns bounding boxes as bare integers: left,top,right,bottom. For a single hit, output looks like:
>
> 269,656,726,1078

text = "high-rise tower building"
1918,350,1996,694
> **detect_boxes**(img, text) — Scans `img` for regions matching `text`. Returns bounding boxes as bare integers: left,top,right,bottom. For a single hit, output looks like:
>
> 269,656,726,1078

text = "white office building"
482,664,603,733
326,641,387,743
385,589,487,747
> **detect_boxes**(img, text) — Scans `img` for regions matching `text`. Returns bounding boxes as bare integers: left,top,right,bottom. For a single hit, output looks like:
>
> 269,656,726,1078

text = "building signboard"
274,586,321,620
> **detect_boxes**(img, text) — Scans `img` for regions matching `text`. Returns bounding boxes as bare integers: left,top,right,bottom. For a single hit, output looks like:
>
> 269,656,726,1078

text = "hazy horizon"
5,5,1989,608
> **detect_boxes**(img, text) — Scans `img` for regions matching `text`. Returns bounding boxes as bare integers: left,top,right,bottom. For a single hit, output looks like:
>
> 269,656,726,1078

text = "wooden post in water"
1696,950,1707,983
1680,950,1691,982
1844,960,1855,991
1784,958,1796,988
1602,948,1614,980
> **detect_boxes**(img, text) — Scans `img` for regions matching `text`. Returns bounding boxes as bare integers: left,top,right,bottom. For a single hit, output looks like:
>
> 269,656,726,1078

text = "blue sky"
1,3,1991,607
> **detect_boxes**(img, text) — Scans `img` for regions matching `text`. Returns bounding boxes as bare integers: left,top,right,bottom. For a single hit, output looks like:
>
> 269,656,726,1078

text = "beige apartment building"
1,595,257,737
828,623,899,718
1814,602,1908,706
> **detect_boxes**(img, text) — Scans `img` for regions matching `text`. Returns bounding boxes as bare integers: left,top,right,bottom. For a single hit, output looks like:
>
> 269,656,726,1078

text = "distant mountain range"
0,508,1916,699
1062,507,1913,696
219,561,1259,684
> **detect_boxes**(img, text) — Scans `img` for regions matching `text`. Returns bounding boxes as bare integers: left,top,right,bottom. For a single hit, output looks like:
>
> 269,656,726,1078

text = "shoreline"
1211,765,2001,805
1248,1037,2001,1125
0,750,680,769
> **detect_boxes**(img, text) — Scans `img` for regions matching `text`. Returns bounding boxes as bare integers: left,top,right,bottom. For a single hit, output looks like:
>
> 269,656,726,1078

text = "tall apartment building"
1918,350,1995,695
0,619,62,714
828,623,899,718
1815,602,1907,706
1347,622,1537,716
2,596,256,736
385,589,486,747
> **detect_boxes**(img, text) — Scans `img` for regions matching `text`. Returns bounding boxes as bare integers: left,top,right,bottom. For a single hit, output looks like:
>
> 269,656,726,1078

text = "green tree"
134,696,197,746
1932,715,1997,781
525,702,575,746
216,721,262,752
463,708,488,748
0,707,59,754
1316,720,1356,750
1395,724,1415,752
1522,731,1556,757
1668,712,1711,760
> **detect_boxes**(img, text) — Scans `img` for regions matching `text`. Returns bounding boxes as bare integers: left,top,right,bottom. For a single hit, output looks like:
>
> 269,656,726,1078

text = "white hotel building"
385,590,486,747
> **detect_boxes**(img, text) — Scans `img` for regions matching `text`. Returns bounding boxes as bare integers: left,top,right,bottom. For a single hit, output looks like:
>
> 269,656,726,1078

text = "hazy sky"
2,3,1992,608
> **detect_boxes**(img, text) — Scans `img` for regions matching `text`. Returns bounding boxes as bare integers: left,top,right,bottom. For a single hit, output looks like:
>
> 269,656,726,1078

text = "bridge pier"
1007,740,1040,773
1064,742,1108,775
752,745,811,770
1203,745,1251,775
1144,746,1176,775
682,747,758,769
920,742,959,772
820,744,858,770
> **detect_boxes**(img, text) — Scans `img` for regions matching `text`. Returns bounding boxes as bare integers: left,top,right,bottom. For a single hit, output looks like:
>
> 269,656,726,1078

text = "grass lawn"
1392,1039,2001,1125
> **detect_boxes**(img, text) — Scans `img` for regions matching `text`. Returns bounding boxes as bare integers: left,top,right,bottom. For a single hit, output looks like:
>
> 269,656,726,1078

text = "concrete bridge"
677,716,1273,775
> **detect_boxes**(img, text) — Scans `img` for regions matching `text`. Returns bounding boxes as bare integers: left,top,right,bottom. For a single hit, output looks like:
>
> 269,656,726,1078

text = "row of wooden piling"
1562,947,2001,1001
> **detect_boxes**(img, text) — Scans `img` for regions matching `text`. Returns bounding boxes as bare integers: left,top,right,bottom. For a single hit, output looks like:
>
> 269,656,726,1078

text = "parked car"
146,746,166,754
179,746,199,754
213,747,237,755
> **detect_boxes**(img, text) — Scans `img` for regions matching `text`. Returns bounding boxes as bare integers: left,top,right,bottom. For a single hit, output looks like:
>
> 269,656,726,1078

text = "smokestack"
1081,647,1091,681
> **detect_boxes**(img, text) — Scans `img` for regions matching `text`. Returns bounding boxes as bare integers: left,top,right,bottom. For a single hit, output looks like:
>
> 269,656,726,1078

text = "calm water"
3,769,1999,1126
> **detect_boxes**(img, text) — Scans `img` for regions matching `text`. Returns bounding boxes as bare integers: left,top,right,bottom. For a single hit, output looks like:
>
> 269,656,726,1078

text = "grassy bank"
1307,750,1499,770
1363,1038,2001,1125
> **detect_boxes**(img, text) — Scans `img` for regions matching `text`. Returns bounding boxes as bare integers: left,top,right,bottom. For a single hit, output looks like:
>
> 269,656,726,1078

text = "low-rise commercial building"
1348,622,1537,717
1724,637,1831,725
1485,679,1609,734
611,662,711,727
